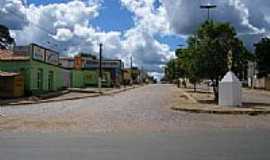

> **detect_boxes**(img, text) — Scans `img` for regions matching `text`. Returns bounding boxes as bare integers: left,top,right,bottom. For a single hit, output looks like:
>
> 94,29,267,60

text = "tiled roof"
0,71,20,77
0,49,30,61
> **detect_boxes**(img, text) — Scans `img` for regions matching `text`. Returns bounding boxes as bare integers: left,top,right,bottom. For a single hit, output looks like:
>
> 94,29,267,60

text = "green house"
60,56,112,88
0,44,70,95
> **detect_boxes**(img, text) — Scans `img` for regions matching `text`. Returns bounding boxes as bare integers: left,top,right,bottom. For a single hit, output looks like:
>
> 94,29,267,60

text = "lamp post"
200,4,217,21
98,43,103,93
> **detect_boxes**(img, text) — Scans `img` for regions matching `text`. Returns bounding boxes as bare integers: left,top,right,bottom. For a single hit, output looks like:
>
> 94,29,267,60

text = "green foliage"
164,49,187,81
177,21,250,100
178,47,201,87
195,21,237,81
254,38,270,78
165,59,177,81
164,21,251,98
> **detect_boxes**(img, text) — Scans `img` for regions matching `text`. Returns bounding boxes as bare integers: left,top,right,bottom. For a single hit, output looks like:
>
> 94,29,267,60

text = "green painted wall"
0,60,113,95
0,60,69,95
83,70,98,86
30,60,67,94
71,70,84,88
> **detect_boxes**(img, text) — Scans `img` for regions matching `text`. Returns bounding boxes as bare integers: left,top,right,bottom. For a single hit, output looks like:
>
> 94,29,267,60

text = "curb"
68,89,99,94
171,106,270,116
103,86,138,96
0,85,141,107
38,90,71,100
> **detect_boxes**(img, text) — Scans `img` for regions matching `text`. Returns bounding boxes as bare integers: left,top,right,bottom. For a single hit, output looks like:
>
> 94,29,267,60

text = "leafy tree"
254,38,270,78
182,21,249,101
0,24,14,49
164,59,177,81
178,38,202,92
164,49,187,82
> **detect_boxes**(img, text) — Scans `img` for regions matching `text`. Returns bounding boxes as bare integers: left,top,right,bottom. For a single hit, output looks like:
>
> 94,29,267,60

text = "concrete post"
219,71,242,107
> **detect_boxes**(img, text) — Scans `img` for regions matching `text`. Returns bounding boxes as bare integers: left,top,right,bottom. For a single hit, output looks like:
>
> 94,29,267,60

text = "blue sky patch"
90,0,135,32
155,34,186,50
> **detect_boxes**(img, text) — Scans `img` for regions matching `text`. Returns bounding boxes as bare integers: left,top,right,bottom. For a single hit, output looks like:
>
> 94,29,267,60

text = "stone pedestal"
219,71,242,107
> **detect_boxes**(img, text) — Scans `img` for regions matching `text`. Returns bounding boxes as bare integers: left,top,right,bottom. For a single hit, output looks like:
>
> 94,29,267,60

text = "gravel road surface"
1,84,270,160
0,84,270,133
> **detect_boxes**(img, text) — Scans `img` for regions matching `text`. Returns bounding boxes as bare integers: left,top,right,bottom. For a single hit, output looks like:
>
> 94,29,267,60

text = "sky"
0,0,270,79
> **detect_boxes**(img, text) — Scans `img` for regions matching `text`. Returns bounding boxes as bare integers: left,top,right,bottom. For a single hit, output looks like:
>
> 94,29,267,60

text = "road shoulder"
172,87,270,116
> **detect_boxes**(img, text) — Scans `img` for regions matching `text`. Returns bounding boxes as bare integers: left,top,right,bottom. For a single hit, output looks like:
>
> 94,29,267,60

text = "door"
37,69,43,91
48,71,54,91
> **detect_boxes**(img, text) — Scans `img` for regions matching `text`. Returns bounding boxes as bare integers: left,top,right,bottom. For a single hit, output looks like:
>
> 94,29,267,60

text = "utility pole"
98,43,103,93
130,56,133,85
140,65,144,84
200,4,217,21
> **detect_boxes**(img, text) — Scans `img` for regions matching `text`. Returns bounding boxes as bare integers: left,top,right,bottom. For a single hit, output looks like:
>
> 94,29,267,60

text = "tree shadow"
196,100,270,108
242,102,270,108
186,90,212,94
197,99,217,104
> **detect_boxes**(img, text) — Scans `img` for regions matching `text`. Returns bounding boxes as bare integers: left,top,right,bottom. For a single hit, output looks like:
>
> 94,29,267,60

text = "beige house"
254,76,270,90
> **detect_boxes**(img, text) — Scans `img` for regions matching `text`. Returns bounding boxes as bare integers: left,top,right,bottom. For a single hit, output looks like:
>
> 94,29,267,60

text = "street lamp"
98,43,103,93
200,4,217,21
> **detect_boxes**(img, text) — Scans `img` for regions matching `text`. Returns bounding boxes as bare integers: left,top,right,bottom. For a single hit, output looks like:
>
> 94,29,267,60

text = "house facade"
0,44,69,95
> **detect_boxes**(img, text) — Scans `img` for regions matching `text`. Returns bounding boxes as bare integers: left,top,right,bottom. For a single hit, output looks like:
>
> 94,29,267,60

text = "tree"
164,59,177,81
0,24,14,49
163,49,187,82
178,38,202,92
182,21,249,101
254,38,270,78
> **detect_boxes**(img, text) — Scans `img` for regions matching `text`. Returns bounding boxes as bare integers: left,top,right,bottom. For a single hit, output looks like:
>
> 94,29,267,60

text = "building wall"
60,68,70,88
71,70,84,88
83,70,98,86
70,69,111,88
29,60,67,94
0,75,24,98
0,60,31,93
266,78,270,90
102,71,112,87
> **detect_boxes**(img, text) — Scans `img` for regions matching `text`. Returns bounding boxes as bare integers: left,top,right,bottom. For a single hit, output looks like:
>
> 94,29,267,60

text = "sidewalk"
172,86,270,116
0,85,141,106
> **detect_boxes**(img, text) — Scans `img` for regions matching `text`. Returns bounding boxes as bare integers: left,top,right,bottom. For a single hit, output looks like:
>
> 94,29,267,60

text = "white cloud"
0,0,177,77
120,0,174,73
123,27,172,71
161,0,270,49
12,0,101,48
52,28,74,41
0,0,28,29
5,0,270,78
120,0,171,35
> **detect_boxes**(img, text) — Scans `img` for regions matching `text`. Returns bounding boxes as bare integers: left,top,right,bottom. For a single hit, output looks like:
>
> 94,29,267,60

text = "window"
37,69,43,90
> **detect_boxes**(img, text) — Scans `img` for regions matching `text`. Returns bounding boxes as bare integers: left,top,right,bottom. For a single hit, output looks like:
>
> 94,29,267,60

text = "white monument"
219,71,242,107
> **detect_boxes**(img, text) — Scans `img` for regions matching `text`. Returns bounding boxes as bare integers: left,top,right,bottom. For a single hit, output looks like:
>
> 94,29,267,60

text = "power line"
4,7,55,35
2,6,66,52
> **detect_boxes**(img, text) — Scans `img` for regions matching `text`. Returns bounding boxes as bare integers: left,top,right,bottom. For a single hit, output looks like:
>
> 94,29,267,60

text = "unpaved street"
1,84,270,160
1,84,270,134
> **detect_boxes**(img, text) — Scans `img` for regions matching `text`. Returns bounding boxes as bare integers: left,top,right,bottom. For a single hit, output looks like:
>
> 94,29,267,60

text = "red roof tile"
0,49,30,61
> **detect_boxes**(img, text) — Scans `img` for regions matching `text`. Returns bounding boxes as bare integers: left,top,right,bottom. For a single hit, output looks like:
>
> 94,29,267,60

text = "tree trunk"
213,78,219,103
193,83,196,92
213,86,218,102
